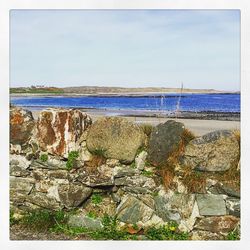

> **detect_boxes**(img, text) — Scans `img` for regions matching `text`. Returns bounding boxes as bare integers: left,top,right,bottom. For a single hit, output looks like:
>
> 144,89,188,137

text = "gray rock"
122,186,150,194
114,175,156,190
113,166,139,178
154,195,181,222
10,165,30,177
86,117,145,163
10,154,31,169
226,198,240,217
116,195,154,224
58,184,92,208
68,215,103,230
26,192,61,210
111,193,121,203
148,120,185,166
190,230,224,240
135,151,148,170
10,176,34,194
183,130,239,172
196,194,226,216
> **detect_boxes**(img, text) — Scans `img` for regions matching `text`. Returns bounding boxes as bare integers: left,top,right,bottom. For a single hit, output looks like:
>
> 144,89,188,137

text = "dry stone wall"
9,107,240,240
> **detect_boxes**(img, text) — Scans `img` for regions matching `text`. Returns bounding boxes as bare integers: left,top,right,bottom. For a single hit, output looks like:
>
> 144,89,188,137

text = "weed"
91,194,103,205
226,229,240,240
86,211,97,219
93,148,106,157
20,209,67,231
145,222,189,240
10,210,19,226
40,154,48,162
181,128,196,146
142,170,153,177
130,161,136,168
66,151,79,170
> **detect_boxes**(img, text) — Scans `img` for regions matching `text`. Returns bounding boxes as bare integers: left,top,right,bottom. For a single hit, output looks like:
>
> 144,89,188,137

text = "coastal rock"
86,117,145,163
68,215,103,230
190,230,224,240
10,107,35,146
225,197,240,217
148,120,185,166
58,184,92,208
196,194,226,216
183,130,239,171
194,216,240,234
36,108,92,157
26,192,61,210
135,151,148,170
116,195,154,224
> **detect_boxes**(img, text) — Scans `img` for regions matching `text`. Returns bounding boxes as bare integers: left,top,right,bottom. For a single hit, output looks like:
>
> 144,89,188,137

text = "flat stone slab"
196,194,226,216
68,215,103,230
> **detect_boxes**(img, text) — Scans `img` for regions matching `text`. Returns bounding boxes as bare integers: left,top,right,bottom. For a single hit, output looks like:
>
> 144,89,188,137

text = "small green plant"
93,148,106,157
10,210,19,226
66,151,79,170
226,229,240,240
145,221,189,240
20,210,67,231
91,194,103,205
142,170,153,177
86,211,97,219
40,154,48,162
130,161,136,168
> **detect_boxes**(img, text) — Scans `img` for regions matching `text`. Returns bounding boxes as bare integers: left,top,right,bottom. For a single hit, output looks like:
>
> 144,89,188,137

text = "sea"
10,93,240,113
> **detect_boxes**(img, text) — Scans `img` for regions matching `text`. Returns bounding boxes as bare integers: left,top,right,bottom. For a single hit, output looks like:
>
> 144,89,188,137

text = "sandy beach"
30,108,240,136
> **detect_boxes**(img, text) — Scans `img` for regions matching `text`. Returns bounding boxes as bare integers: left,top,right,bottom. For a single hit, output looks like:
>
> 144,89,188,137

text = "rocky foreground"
10,107,240,240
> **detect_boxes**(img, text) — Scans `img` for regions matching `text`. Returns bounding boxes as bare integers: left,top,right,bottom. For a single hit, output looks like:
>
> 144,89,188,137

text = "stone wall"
10,107,240,240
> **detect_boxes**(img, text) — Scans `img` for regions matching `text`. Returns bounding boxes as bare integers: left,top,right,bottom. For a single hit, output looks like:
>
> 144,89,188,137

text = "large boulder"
183,130,239,172
36,108,92,157
148,120,185,166
10,107,35,146
86,117,145,163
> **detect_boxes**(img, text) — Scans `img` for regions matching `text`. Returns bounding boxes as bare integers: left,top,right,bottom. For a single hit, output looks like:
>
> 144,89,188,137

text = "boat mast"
176,82,183,118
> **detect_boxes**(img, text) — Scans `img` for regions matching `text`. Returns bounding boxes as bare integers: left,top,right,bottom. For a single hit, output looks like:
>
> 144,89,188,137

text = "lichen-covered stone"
148,120,185,166
183,130,239,171
58,184,92,208
135,151,148,170
225,197,240,217
26,192,61,210
194,216,240,234
37,108,92,157
68,215,103,230
10,176,34,194
116,195,154,224
196,194,226,216
86,117,145,163
10,107,35,146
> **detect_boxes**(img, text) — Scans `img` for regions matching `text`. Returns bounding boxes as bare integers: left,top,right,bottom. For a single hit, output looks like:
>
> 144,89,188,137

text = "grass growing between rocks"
158,128,196,191
40,153,48,162
66,151,79,170
85,155,106,170
11,210,190,240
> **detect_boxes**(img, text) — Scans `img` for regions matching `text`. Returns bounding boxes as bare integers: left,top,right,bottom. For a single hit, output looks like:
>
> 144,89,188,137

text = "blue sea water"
10,93,240,113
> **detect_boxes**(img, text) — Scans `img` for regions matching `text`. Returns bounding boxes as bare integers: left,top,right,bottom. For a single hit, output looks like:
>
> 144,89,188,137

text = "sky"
10,10,240,91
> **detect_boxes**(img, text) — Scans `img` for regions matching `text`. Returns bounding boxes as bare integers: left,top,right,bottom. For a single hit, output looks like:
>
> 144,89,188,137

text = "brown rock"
194,216,240,234
10,107,35,145
86,117,145,163
37,108,92,157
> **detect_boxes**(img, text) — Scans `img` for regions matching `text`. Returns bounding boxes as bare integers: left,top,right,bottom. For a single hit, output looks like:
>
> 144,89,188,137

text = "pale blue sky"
10,10,240,91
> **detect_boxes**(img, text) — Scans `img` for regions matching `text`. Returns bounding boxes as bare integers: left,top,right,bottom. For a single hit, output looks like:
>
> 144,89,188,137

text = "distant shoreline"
10,91,240,98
